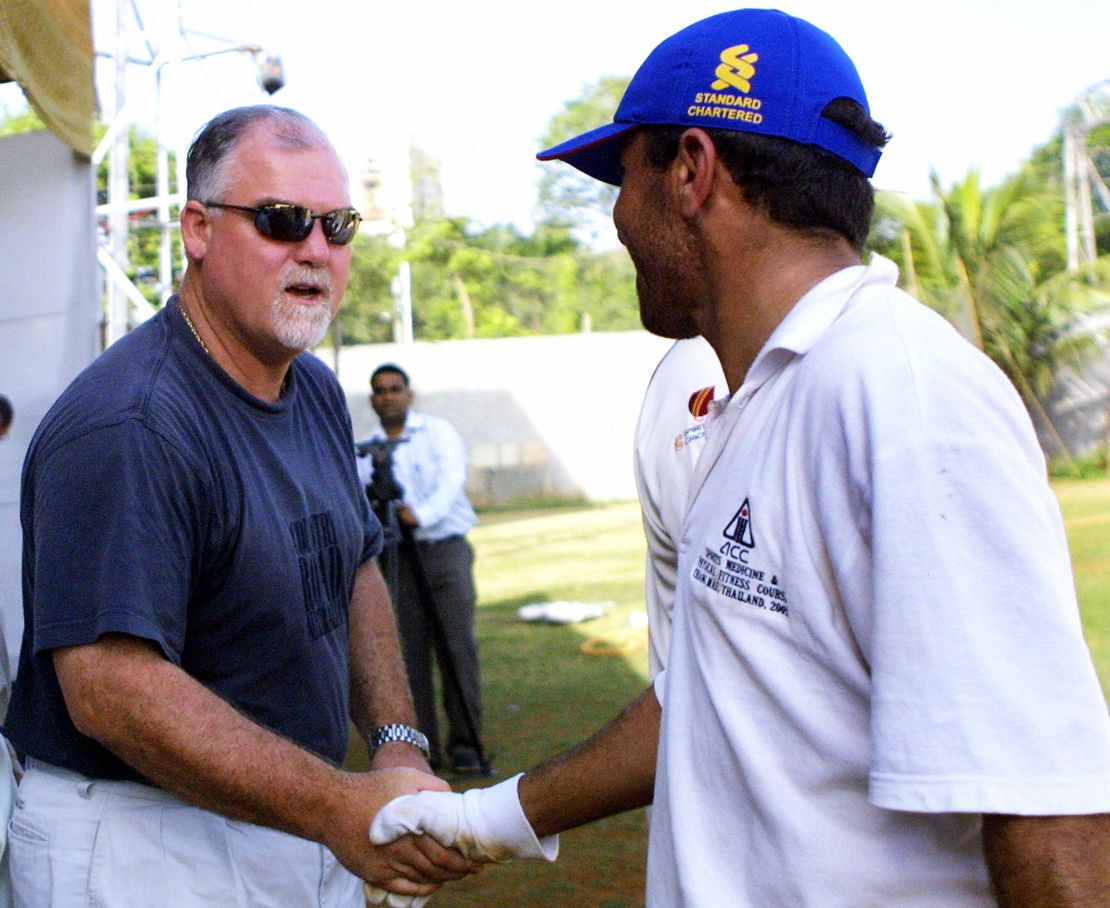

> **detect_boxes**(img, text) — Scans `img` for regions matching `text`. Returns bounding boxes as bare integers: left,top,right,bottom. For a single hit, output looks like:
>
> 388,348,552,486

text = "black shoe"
449,746,483,774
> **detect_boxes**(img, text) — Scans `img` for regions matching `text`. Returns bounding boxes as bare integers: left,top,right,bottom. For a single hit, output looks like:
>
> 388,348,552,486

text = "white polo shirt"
357,410,477,542
647,256,1110,906
634,337,728,676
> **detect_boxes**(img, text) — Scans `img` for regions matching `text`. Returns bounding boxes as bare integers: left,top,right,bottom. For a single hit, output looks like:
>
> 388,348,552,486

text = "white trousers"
9,761,363,908
0,738,16,908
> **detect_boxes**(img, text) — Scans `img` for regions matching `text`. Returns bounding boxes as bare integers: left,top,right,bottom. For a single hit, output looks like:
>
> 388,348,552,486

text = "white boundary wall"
334,327,1110,506
0,130,99,697
334,331,675,505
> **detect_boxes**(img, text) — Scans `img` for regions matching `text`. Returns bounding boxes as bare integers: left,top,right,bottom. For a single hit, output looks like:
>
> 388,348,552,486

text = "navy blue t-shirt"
6,298,382,782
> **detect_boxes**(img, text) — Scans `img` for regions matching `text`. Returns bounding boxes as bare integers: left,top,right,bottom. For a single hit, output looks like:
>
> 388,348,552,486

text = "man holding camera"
357,364,485,776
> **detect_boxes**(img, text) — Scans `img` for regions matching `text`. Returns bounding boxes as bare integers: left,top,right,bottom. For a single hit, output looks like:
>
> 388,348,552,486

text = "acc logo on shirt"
723,498,755,548
691,496,789,616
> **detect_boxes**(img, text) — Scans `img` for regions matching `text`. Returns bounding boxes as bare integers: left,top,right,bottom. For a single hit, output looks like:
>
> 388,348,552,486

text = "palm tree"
873,167,1110,460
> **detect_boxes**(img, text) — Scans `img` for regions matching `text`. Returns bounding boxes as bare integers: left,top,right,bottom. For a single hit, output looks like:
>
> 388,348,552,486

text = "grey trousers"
380,535,482,757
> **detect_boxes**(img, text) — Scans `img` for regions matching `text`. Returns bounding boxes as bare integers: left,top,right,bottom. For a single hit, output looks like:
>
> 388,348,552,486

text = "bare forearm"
57,634,352,842
983,813,1110,907
519,684,660,838
55,634,469,892
348,559,419,741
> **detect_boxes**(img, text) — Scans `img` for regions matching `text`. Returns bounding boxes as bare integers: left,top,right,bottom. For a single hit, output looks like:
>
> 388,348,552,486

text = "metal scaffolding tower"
1063,79,1110,274
95,0,276,344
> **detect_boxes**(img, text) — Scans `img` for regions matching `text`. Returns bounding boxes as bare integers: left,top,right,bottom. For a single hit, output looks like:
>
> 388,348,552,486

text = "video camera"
355,438,408,529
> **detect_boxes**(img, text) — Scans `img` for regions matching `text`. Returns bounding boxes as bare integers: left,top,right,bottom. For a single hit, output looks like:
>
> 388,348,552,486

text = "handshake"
365,773,559,907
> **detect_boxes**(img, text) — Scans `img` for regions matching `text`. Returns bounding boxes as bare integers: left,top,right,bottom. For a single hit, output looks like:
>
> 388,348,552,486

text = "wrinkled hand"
325,768,479,899
370,773,559,864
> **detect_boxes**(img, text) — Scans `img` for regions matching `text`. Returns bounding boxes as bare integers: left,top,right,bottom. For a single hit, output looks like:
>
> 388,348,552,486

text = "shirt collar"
738,254,898,399
375,408,427,439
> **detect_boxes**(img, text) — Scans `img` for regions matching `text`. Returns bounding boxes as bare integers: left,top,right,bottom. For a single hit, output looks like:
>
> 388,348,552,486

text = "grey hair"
185,105,332,202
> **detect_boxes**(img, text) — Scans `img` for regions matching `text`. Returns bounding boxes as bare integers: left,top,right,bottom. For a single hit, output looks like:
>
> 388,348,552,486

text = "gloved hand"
369,773,559,864
363,886,429,907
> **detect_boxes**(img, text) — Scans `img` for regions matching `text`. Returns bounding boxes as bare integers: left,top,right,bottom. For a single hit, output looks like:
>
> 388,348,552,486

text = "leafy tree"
536,76,629,231
873,166,1110,457
340,216,640,342
1023,117,1110,261
407,218,576,338
341,231,401,344
574,248,639,332
0,102,46,136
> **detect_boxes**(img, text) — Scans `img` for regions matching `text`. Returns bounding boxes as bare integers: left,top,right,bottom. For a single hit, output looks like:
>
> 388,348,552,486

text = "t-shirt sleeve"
825,349,1110,815
863,432,1110,814
28,418,204,663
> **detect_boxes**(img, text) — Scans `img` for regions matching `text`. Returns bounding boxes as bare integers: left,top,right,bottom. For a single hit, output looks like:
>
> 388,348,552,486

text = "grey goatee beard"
272,269,334,350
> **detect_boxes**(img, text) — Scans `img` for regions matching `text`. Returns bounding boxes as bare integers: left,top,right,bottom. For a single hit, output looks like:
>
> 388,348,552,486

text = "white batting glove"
369,773,559,863
363,886,428,908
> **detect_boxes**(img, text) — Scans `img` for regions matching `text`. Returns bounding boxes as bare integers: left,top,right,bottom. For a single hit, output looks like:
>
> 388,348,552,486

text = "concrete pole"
1063,125,1082,274
393,259,414,344
106,0,132,344
156,65,174,302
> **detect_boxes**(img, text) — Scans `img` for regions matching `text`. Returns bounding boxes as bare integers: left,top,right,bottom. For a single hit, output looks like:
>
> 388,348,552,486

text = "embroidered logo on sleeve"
290,511,345,639
674,385,717,451
690,497,790,616
689,385,716,420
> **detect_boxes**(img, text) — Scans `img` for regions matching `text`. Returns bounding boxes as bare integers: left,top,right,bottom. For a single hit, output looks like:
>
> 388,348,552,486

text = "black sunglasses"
204,201,362,245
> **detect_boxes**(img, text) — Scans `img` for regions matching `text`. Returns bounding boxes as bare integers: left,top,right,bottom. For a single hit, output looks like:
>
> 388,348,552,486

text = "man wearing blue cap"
368,10,1110,905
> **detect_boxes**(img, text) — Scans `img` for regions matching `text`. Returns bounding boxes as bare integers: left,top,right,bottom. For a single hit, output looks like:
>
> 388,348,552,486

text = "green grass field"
1053,478,1110,699
352,478,1110,907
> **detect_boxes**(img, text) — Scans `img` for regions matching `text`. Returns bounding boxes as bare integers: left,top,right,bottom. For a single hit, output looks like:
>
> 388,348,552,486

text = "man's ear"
180,200,213,262
672,128,718,218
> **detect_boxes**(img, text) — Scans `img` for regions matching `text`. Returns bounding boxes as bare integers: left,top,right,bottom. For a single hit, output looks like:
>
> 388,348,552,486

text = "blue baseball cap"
537,8,882,184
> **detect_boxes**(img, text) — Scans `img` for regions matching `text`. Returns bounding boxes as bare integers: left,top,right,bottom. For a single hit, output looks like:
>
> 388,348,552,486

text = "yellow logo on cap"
711,44,758,93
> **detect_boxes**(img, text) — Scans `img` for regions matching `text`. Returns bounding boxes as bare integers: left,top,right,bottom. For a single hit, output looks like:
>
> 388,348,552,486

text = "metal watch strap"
370,723,431,760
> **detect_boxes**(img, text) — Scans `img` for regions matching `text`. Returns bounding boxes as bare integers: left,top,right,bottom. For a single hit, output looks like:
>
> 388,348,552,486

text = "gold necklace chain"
180,300,289,397
180,303,210,355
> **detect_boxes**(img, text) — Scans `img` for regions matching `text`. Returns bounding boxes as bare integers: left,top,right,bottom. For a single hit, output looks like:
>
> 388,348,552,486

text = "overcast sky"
4,0,1107,244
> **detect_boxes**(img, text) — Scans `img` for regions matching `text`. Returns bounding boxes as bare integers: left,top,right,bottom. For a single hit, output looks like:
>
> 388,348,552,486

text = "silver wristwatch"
370,723,431,760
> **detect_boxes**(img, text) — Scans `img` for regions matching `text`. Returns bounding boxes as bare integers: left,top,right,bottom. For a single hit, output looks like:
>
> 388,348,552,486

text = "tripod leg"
400,527,491,776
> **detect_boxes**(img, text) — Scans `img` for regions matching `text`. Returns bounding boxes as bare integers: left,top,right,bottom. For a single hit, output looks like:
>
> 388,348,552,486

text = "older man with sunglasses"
4,105,476,907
